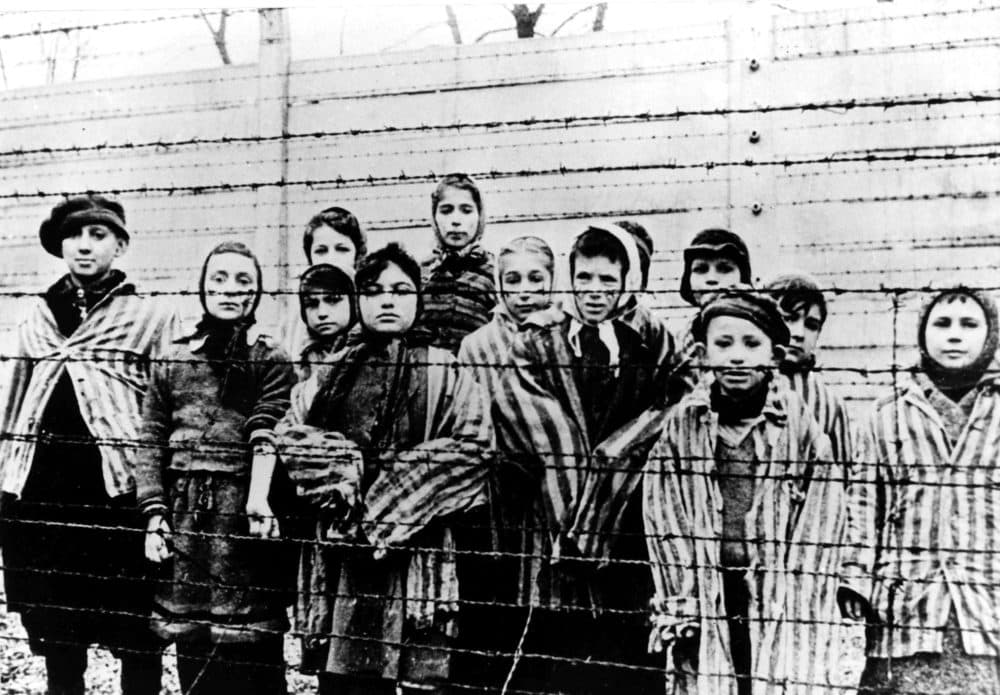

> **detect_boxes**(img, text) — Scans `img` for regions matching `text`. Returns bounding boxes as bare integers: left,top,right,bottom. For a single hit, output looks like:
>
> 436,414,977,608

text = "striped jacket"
785,369,853,464
493,306,667,572
644,377,845,695
843,373,1000,658
0,280,180,497
420,243,497,354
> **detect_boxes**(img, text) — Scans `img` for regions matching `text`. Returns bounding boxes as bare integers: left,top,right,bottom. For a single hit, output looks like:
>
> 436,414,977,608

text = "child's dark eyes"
438,204,454,215
804,318,823,332
932,318,952,328
960,318,982,329
690,261,709,274
715,262,736,274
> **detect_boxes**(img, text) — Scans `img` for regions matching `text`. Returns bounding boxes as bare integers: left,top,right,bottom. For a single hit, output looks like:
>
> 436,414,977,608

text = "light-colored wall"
1,1,997,414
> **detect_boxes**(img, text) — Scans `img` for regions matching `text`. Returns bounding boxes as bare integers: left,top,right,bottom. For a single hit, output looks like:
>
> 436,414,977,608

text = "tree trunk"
445,5,462,44
511,4,544,38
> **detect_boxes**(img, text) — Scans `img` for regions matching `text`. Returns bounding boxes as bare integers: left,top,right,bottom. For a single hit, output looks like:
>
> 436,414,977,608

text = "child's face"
358,262,419,335
572,254,623,324
310,225,358,269
780,301,823,366
434,187,480,251
203,252,259,322
500,252,553,323
924,294,988,370
304,292,352,339
704,315,775,396
62,223,126,282
689,254,742,304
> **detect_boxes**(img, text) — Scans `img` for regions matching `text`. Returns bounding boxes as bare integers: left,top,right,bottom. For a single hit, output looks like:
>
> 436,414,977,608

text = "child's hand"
247,496,281,539
145,515,172,563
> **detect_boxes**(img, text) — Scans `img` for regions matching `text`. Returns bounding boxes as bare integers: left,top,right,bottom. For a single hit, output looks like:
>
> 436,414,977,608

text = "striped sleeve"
643,411,700,637
362,349,492,548
841,408,886,603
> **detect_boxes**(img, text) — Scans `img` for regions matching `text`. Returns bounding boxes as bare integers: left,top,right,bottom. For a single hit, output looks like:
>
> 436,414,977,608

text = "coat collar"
179,321,266,351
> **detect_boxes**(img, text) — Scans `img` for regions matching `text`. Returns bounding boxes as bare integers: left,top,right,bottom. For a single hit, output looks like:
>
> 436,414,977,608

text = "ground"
0,570,317,695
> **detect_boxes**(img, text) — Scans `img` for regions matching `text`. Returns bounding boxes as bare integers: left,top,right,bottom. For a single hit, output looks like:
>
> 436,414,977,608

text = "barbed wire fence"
1,3,999,694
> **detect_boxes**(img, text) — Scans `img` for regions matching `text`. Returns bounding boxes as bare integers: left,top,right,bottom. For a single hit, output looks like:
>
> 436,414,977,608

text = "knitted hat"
39,195,129,258
299,263,357,326
679,228,752,306
692,287,790,347
615,220,653,290
917,287,999,392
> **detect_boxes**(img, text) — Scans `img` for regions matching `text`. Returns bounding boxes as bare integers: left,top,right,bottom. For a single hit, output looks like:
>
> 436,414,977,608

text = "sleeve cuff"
139,500,169,520
249,428,277,446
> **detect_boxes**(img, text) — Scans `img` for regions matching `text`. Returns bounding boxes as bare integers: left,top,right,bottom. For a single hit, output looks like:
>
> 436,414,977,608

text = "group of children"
1,175,999,695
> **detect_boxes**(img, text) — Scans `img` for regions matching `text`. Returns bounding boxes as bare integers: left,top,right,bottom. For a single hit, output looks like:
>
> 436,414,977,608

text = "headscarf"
917,287,999,401
561,224,644,373
187,241,263,405
494,235,556,324
429,173,487,259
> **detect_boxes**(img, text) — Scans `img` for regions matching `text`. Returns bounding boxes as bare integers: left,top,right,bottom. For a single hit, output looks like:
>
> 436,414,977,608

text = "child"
493,224,673,695
765,274,852,461
283,206,367,363
0,195,179,695
297,263,357,380
672,228,753,397
420,173,497,353
841,287,1000,695
644,288,845,695
136,241,297,695
456,235,556,692
277,242,492,695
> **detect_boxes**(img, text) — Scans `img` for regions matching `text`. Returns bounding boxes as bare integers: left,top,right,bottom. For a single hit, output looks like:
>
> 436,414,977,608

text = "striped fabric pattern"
786,369,853,463
644,377,845,695
0,284,180,497
843,374,1000,658
420,245,497,353
361,345,493,548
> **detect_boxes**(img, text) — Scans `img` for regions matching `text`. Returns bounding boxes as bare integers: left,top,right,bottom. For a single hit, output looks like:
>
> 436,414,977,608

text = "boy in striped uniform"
0,196,180,695
644,288,845,695
765,274,852,461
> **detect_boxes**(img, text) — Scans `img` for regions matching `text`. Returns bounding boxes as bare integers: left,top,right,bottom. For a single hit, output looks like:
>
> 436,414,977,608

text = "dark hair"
355,242,421,294
614,220,653,289
764,274,827,327
569,226,630,280
679,228,752,306
303,207,367,265
198,241,263,318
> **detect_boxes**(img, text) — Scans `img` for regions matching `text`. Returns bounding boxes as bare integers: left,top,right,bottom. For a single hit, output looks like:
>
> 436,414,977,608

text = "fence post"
726,4,781,278
254,8,291,334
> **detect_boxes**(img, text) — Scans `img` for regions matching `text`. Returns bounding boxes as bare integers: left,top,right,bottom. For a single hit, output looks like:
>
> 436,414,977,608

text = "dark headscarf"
917,288,999,402
188,242,263,405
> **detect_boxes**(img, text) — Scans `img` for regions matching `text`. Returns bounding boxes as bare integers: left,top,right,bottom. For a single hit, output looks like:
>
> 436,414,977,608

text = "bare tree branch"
511,4,544,38
474,26,515,43
445,5,462,44
71,32,88,81
0,45,7,89
200,9,231,65
380,22,447,52
550,3,599,36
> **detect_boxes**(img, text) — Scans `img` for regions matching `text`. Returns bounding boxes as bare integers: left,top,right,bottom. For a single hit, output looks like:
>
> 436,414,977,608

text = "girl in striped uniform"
457,235,556,692
841,287,1000,694
277,243,492,695
136,242,298,695
644,288,845,695
419,173,497,353
492,224,674,695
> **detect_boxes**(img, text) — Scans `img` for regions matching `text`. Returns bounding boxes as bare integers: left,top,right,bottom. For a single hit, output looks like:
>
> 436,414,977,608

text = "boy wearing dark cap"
0,195,180,695
644,288,845,695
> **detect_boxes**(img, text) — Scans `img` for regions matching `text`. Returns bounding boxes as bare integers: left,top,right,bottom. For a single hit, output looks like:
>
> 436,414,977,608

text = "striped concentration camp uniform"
0,284,180,496
843,373,1000,659
644,378,846,695
785,369,853,464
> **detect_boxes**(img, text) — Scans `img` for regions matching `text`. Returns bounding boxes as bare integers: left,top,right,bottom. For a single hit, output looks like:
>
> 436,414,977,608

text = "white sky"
0,1,880,90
